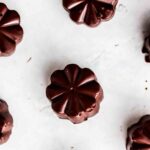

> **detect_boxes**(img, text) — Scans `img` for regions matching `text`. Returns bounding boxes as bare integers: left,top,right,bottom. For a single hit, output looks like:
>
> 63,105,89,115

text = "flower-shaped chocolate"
142,36,150,62
127,115,150,150
0,99,13,144
63,0,118,27
0,3,23,56
46,64,103,124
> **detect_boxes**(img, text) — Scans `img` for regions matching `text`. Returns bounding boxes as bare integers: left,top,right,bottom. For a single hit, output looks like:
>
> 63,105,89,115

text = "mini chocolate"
0,3,23,56
46,64,103,124
127,115,150,150
142,36,150,62
0,99,13,144
63,0,118,27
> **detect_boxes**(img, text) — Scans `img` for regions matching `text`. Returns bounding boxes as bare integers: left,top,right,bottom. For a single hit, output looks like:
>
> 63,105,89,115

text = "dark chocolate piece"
127,115,150,150
0,3,23,56
0,99,13,144
46,64,103,124
142,36,150,62
63,0,118,27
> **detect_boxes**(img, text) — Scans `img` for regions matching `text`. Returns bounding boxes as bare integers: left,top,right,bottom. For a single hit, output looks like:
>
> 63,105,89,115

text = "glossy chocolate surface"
142,36,150,62
0,3,23,56
0,99,13,144
46,64,103,124
127,115,150,150
63,0,118,27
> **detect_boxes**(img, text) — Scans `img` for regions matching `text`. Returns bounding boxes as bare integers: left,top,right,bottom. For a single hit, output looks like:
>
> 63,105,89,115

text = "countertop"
0,0,150,150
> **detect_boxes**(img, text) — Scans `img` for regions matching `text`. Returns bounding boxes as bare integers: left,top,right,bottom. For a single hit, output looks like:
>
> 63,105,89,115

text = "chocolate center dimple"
70,87,74,91
69,85,77,91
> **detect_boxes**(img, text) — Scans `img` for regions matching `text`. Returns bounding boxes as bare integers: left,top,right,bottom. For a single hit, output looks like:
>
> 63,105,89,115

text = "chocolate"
63,0,118,27
46,64,103,124
0,99,13,144
142,36,150,62
0,3,23,56
127,115,150,150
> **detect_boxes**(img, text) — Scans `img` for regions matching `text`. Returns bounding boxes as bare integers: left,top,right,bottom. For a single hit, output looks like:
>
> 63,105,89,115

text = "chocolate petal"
0,10,20,27
0,99,13,144
143,36,150,63
143,37,150,54
0,131,11,144
0,100,8,113
0,33,16,56
145,55,150,63
143,123,150,139
64,64,80,83
132,129,150,145
0,25,23,43
0,116,4,132
76,68,96,86
0,3,7,21
145,38,150,53
84,3,101,27
46,84,66,100
51,70,69,88
94,1,115,21
140,116,150,123
78,93,96,112
65,92,83,116
1,113,13,133
63,0,85,10
142,47,149,53
69,2,88,24
52,93,69,115
78,81,101,98
102,8,115,21
98,0,118,5
131,143,150,150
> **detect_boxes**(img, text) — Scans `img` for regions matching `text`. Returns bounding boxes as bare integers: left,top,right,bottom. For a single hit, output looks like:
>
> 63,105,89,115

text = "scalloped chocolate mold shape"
0,100,13,144
127,115,150,150
46,64,103,124
0,3,23,56
63,0,118,27
142,36,150,62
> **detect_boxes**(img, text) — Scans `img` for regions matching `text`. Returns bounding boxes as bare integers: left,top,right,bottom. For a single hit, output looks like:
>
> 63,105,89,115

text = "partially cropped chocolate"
63,0,118,27
0,100,13,144
127,115,150,150
46,64,103,124
0,3,23,56
142,36,150,62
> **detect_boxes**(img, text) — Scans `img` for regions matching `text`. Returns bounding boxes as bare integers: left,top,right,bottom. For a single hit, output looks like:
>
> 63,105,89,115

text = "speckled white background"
0,0,150,150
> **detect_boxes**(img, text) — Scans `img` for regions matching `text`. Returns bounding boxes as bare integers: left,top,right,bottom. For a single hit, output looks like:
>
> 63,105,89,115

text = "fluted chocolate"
142,36,150,62
63,0,118,27
0,100,13,144
0,3,23,56
127,115,150,150
46,64,103,124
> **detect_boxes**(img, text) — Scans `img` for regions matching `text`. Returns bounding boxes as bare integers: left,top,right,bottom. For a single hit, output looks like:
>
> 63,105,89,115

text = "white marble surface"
0,0,150,150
